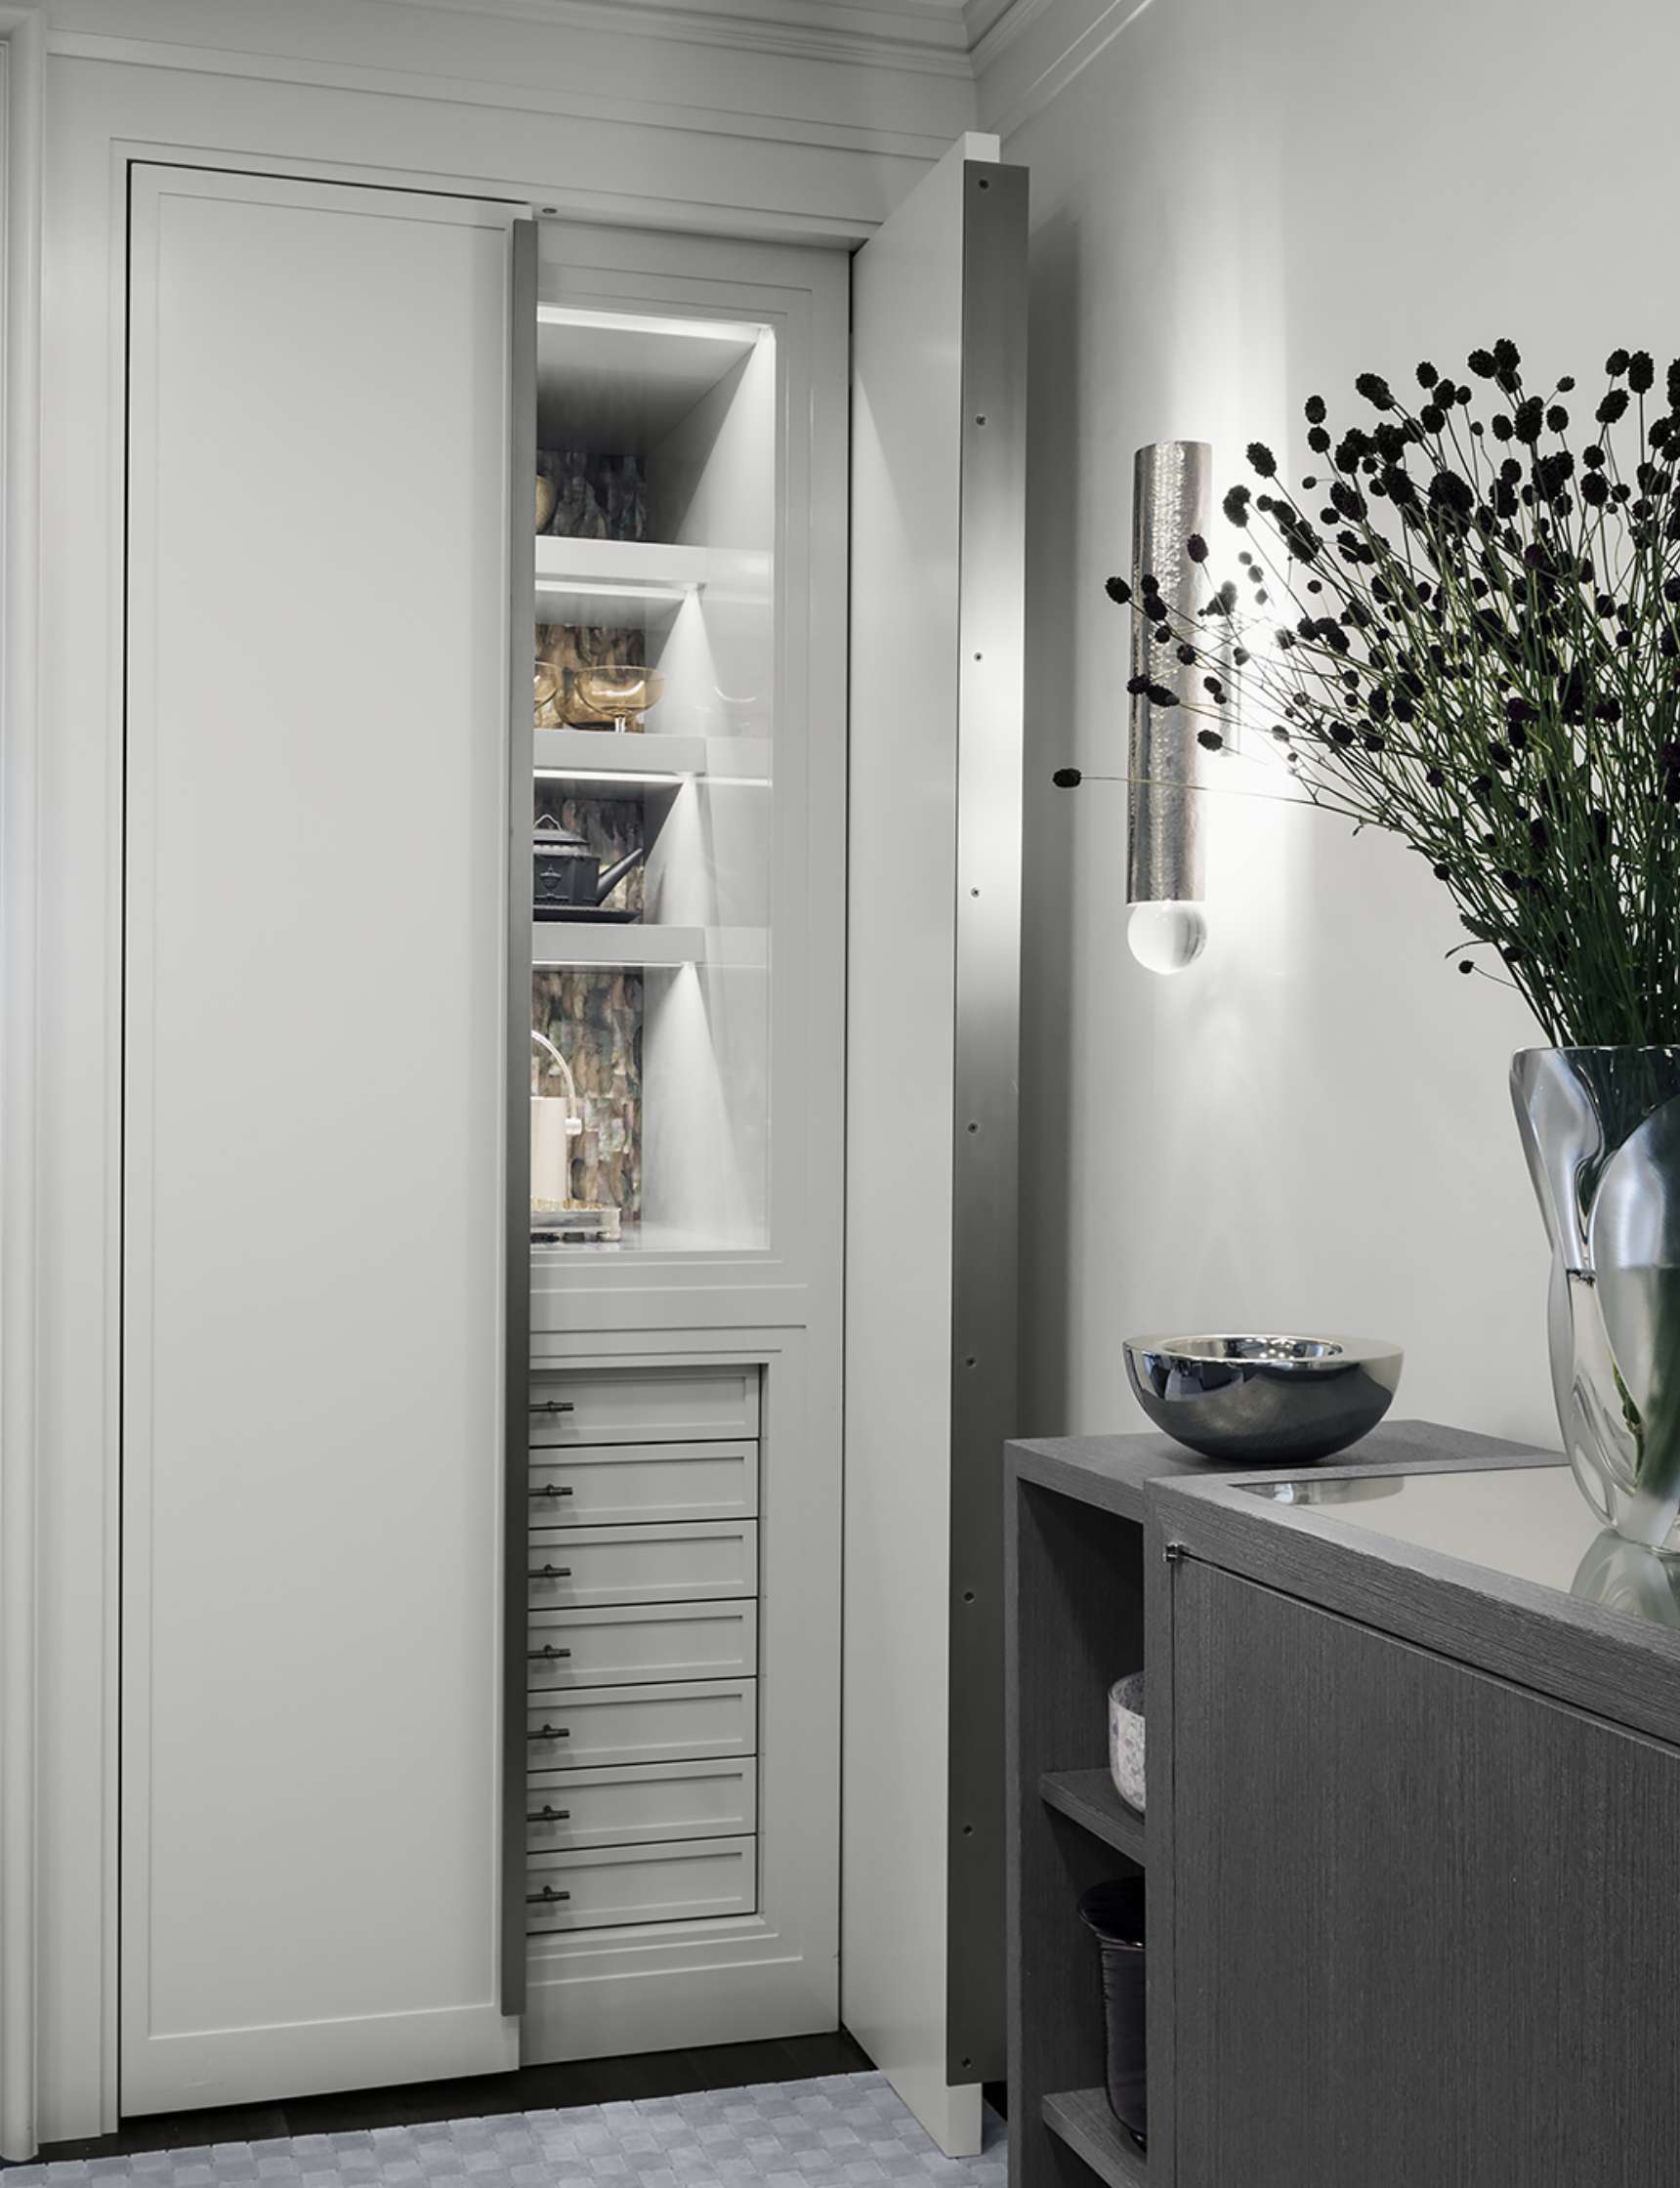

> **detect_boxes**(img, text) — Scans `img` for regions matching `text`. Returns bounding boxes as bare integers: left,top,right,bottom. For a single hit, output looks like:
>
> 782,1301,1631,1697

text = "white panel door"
844,134,1027,2157
122,165,520,2113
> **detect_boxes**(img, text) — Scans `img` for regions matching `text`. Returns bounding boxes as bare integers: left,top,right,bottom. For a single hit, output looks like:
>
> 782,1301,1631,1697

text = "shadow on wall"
1019,204,1083,1434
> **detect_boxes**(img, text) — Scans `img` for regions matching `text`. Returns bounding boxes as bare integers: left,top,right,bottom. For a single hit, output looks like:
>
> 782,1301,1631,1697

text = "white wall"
994,0,1680,1446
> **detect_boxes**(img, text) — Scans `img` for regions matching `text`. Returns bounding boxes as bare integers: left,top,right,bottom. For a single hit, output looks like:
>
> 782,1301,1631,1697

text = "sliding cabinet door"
844,133,1027,2156
121,166,524,2113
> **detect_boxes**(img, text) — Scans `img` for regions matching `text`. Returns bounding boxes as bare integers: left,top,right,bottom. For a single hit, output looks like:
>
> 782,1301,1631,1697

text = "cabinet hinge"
1163,1540,1188,1565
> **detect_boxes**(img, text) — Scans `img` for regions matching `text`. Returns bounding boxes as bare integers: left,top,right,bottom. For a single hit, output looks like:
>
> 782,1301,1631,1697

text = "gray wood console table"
1005,1417,1680,2188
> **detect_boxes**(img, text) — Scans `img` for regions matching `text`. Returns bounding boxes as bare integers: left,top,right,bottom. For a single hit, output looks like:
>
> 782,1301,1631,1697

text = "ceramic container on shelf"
1076,1878,1148,2151
1514,1045,1680,1552
1109,1673,1145,1814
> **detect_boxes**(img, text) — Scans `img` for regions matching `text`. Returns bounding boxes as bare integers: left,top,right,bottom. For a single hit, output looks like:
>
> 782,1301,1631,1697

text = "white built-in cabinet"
116,132,1021,2151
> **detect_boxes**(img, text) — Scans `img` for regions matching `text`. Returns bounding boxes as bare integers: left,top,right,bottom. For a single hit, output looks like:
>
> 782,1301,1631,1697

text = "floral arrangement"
1105,343,1680,1047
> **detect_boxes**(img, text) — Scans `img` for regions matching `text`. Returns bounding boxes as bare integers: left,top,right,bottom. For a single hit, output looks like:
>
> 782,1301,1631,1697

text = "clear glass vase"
1513,1047,1680,1553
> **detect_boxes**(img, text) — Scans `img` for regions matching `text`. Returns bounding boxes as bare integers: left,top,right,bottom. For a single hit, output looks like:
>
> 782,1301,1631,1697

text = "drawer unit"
526,1441,759,1527
526,1602,758,1689
525,1678,757,1772
525,1836,758,1933
525,1759,758,1852
526,1521,758,1608
528,1368,760,1449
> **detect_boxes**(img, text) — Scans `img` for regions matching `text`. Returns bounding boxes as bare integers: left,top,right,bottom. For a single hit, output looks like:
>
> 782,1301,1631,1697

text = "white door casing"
121,164,520,2113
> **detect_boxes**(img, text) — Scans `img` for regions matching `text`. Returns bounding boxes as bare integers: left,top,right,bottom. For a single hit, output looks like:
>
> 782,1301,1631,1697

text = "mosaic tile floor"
3,2077,1007,2188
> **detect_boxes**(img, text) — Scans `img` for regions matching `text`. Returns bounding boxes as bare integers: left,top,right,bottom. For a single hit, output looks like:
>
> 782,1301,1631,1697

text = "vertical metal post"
945,155,1029,2086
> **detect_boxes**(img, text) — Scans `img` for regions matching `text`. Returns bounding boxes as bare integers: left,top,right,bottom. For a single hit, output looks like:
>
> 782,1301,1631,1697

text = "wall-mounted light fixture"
1127,441,1212,974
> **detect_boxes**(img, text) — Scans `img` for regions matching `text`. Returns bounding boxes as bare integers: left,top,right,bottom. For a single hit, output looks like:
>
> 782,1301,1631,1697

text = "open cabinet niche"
529,296,776,1256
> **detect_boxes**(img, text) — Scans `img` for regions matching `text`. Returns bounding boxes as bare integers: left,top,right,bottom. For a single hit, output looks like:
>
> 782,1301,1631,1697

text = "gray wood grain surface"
1006,1470,1146,2188
1172,1560,1680,2187
1040,2087,1148,2188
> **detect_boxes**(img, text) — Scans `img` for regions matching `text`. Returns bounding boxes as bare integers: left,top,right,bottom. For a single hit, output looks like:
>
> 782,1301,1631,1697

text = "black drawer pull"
528,1565,573,1580
529,1399,576,1414
527,1723,571,1741
527,1804,572,1824
531,1484,575,1499
527,1644,572,1661
526,1885,571,1905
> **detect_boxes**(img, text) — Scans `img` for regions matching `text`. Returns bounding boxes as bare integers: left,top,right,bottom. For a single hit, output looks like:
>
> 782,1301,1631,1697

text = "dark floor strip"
17,2031,876,2169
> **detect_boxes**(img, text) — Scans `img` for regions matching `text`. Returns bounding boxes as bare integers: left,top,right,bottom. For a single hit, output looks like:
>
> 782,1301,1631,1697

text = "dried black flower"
1105,576,1132,604
1187,533,1208,563
1099,342,1680,1038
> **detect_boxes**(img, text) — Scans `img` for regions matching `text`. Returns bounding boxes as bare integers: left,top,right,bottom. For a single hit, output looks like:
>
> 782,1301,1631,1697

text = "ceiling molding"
392,0,995,75
975,0,1157,133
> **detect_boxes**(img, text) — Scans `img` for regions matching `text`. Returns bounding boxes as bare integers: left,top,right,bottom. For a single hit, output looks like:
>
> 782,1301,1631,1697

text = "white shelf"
533,922,705,969
530,923,768,971
533,535,768,628
534,729,707,781
533,729,770,785
534,536,704,629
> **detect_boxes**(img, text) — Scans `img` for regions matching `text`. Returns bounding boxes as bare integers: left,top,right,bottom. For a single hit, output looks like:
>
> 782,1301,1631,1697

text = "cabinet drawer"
529,1368,759,1448
525,1679,756,1771
526,1441,758,1527
525,1837,757,1933
526,1602,757,1689
525,1759,758,1851
526,1521,757,1607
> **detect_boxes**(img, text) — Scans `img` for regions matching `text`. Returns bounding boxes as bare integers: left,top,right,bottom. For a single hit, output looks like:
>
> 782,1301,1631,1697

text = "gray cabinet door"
1172,1559,1680,2188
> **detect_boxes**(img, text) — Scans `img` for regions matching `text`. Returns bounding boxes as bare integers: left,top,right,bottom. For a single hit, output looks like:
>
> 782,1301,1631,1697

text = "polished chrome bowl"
1123,1332,1403,1464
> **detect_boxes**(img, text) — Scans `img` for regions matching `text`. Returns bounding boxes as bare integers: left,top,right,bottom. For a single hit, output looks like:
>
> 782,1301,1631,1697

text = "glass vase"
1513,1047,1680,1553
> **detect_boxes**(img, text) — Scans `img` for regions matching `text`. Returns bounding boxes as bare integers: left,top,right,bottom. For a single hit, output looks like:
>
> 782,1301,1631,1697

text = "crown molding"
391,0,983,75
975,0,1155,134
347,0,1054,78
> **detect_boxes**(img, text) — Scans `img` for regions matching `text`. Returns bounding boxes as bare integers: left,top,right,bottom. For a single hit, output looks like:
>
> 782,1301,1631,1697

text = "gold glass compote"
563,665,666,736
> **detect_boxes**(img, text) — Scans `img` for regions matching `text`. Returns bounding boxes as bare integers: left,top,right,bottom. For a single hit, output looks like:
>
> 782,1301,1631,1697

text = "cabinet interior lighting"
537,304,770,346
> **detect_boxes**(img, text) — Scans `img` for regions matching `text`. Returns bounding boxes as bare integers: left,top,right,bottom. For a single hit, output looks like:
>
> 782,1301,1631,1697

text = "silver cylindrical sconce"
1127,440,1212,974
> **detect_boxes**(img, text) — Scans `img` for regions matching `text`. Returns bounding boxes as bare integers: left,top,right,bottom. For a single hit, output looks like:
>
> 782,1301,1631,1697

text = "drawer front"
525,1759,758,1851
526,1521,757,1607
525,1836,757,1933
525,1679,756,1772
526,1442,758,1527
526,1602,758,1689
529,1368,759,1449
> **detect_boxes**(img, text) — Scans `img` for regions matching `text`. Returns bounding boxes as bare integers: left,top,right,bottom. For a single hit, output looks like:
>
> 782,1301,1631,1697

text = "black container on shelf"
1076,1877,1147,2151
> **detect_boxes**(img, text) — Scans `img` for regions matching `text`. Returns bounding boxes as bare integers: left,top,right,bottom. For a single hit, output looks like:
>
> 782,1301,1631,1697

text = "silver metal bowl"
1123,1332,1403,1464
